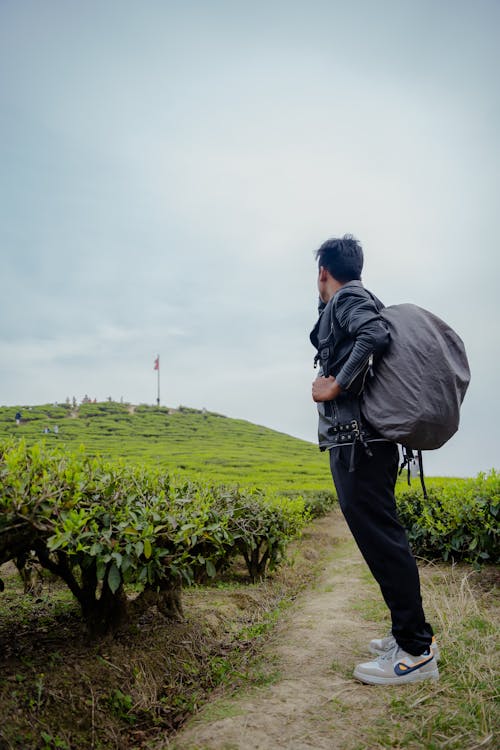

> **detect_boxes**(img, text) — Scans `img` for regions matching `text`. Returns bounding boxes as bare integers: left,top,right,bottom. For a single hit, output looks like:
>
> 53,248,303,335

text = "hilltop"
0,401,331,492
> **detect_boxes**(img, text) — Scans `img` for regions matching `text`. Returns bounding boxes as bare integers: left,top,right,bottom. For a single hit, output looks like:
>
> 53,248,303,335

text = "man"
310,234,439,685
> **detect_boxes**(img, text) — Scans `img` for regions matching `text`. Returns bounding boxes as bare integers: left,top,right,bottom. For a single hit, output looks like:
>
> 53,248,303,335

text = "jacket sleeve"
333,290,390,390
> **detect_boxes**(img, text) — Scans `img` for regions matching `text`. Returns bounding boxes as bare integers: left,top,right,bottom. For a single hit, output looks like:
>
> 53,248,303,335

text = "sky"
1,0,499,477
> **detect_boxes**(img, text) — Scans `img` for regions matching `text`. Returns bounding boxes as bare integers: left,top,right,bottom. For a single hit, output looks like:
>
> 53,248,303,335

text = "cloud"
0,0,498,477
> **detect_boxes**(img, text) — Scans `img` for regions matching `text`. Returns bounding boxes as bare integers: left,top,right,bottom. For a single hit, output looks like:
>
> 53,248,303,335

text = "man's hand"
312,375,342,402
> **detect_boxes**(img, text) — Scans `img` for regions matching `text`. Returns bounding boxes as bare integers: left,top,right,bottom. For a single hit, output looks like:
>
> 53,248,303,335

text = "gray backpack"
360,304,470,450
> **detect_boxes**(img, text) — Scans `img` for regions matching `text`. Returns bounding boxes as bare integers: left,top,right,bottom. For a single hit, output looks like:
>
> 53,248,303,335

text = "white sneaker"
354,645,439,685
369,633,440,661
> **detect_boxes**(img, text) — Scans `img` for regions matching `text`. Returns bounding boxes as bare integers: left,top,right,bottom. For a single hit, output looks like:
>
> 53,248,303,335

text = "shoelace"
380,634,397,651
378,643,402,662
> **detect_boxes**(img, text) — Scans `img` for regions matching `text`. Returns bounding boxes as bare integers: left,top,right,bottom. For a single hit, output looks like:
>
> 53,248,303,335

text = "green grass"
363,567,499,750
0,401,332,491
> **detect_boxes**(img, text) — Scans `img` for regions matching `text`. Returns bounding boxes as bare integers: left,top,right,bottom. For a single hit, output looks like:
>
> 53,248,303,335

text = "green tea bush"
396,470,499,564
215,489,308,582
0,440,310,633
300,489,337,518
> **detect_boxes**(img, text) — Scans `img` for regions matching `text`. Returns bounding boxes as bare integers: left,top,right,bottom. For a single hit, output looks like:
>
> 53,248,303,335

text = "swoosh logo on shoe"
394,654,434,676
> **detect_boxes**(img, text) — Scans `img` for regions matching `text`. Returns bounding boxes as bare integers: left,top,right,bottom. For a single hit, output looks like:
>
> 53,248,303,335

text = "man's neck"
323,277,345,303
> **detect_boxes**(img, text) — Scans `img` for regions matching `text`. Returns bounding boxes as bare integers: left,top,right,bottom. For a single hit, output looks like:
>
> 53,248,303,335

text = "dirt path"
166,511,400,750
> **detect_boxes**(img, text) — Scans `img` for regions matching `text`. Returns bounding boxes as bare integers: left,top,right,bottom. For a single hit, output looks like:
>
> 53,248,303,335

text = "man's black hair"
315,234,364,282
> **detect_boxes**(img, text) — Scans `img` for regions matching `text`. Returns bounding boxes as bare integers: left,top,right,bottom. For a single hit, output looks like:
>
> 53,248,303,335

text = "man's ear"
318,266,329,282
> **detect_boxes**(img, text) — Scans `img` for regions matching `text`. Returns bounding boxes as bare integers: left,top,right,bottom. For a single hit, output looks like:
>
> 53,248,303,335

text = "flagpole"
156,354,160,406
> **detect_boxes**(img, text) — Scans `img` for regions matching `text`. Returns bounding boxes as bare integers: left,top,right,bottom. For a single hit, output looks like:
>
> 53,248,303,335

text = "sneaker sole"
353,665,440,686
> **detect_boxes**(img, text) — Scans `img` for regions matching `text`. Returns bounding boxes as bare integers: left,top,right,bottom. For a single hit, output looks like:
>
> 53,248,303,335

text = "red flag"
153,356,159,371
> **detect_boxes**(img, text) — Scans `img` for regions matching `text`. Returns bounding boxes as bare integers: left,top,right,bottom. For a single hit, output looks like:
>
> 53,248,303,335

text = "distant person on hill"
15,411,21,425
310,235,439,686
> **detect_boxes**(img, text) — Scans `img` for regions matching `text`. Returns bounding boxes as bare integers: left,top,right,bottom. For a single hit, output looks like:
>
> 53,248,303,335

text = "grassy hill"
0,401,332,492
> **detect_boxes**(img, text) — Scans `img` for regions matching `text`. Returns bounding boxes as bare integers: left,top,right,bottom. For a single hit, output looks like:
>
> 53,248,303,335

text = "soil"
165,511,399,750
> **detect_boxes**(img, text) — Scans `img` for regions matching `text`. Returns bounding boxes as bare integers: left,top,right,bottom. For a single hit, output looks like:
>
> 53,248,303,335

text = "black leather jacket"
310,281,390,451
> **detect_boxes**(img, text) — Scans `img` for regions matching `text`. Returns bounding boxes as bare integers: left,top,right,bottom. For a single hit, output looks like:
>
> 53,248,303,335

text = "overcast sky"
1,0,499,477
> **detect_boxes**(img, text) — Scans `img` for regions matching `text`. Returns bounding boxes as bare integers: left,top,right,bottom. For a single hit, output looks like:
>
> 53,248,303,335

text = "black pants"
329,441,433,656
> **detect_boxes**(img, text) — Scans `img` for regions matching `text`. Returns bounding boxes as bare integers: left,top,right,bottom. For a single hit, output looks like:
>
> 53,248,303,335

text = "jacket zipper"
344,353,374,391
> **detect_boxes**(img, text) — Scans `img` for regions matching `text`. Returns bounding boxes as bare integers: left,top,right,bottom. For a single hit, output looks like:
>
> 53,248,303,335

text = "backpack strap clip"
399,446,428,499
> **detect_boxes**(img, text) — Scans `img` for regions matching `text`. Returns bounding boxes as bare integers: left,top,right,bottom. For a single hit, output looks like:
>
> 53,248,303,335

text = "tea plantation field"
0,401,332,491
